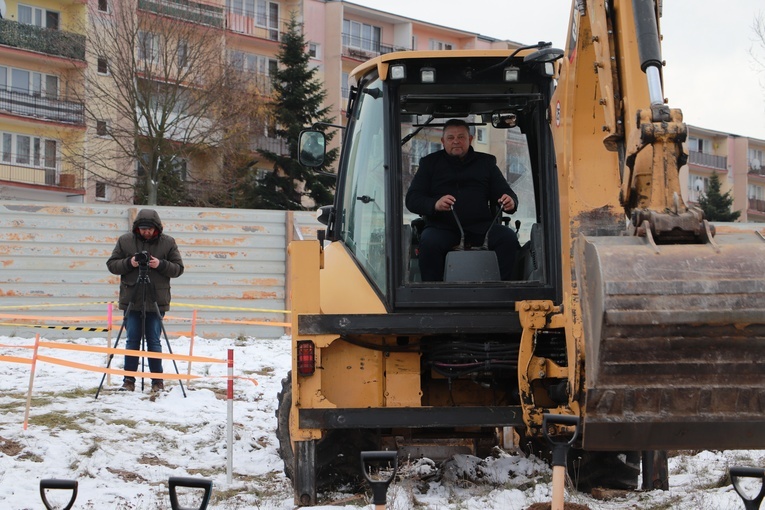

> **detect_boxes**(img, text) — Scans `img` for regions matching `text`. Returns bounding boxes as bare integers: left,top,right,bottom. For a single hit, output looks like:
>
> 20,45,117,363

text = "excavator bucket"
576,230,765,451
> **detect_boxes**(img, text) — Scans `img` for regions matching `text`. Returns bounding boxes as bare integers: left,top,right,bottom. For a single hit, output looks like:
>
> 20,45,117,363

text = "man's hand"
499,194,515,212
148,255,160,269
435,194,456,212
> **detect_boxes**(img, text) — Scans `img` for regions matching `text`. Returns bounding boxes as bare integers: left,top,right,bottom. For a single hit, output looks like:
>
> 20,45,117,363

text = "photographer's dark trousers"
418,225,519,281
124,310,164,382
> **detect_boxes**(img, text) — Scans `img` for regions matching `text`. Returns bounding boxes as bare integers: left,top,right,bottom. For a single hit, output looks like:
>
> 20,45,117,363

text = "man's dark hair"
443,118,470,133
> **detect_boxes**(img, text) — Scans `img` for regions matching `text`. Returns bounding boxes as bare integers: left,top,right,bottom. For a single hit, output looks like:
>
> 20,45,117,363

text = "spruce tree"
247,12,338,210
698,171,741,222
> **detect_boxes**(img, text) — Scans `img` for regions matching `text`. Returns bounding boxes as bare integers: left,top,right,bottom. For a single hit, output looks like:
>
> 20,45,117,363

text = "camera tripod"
96,261,186,399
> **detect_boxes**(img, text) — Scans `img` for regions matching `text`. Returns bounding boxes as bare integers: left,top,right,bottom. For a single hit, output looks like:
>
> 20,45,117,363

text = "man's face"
441,125,472,158
139,226,156,239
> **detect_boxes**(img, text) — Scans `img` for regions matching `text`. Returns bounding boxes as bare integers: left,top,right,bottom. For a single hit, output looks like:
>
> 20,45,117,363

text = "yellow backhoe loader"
278,1,765,505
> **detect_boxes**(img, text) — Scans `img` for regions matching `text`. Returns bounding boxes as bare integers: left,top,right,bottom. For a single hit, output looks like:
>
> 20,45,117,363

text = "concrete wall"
0,202,320,339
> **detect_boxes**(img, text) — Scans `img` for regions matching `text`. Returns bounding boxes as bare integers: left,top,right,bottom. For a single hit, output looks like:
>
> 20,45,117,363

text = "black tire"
275,372,379,489
567,450,641,492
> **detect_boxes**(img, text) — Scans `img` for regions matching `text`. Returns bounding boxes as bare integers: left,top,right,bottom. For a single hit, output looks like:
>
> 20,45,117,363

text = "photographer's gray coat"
106,209,184,312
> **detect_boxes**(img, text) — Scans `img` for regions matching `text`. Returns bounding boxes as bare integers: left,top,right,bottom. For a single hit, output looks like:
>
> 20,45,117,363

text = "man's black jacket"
405,147,518,235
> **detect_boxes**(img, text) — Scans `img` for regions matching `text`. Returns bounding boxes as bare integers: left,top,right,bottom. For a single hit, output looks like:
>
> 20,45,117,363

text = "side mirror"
298,130,326,168
491,111,518,129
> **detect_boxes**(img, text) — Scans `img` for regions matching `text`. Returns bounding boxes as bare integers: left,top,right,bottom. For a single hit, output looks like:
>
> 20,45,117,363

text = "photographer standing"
106,209,184,393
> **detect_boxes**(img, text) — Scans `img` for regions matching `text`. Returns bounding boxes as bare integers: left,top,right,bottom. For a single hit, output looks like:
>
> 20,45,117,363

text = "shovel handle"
40,479,78,510
168,477,213,510
361,451,398,506
730,467,765,510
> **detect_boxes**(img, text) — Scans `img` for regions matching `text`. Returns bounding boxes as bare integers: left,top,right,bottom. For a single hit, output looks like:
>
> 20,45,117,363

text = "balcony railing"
0,18,85,61
688,150,727,171
138,0,225,27
0,161,82,190
0,87,85,125
226,12,291,41
749,198,765,213
341,35,408,60
252,135,288,156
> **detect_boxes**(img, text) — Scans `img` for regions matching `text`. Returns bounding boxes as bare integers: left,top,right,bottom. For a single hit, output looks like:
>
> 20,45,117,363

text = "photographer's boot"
120,377,136,392
151,379,164,393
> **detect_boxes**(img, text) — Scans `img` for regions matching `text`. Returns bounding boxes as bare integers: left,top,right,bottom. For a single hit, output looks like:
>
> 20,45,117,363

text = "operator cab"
299,46,564,311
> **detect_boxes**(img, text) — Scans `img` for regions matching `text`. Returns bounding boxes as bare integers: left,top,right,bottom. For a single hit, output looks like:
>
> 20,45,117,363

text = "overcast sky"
349,0,765,141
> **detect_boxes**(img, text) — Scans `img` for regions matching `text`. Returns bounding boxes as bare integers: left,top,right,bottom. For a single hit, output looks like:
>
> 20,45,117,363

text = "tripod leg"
95,303,132,399
156,304,187,398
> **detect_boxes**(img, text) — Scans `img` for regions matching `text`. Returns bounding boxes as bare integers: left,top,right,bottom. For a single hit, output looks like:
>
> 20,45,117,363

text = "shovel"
543,414,581,510
168,477,213,510
39,479,78,510
730,466,765,510
361,451,398,510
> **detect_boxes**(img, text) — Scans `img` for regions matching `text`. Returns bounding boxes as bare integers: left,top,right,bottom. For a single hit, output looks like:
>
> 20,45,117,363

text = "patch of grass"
108,418,139,428
18,451,43,462
145,420,193,433
0,436,24,456
138,453,177,468
248,366,274,377
82,441,99,458
28,412,86,432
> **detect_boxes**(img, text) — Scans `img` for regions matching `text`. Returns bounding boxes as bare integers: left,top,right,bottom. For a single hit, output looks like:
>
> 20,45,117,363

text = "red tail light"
297,340,315,376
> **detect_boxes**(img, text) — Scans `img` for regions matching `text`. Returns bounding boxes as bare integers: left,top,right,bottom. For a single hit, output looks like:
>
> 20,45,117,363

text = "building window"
98,0,109,12
308,42,320,59
1,66,58,98
171,157,187,181
96,182,108,200
475,127,487,144
97,57,109,75
138,31,161,62
96,120,108,137
342,19,381,52
429,39,454,51
1,131,58,169
748,184,764,200
18,4,60,30
177,40,188,69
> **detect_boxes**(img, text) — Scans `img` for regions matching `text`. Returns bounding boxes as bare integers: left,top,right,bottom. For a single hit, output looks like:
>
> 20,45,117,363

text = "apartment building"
682,126,765,222
2,0,760,220
0,0,87,202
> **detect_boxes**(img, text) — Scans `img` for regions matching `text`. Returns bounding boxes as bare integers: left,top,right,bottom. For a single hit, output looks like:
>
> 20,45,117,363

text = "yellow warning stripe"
172,303,289,313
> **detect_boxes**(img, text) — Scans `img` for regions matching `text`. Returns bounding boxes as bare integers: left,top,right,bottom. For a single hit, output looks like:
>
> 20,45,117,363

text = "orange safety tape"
35,355,202,380
0,343,35,349
0,301,114,310
0,355,33,364
0,323,110,332
36,341,225,363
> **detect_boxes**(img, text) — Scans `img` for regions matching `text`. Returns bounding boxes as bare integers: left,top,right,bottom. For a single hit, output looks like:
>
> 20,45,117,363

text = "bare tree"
69,0,266,205
753,12,765,75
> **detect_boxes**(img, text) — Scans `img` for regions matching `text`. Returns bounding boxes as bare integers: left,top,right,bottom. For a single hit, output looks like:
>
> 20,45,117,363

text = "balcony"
749,198,765,213
253,135,288,156
0,87,85,125
0,19,85,61
138,0,225,27
0,160,83,190
226,12,291,41
688,150,727,171
341,35,408,60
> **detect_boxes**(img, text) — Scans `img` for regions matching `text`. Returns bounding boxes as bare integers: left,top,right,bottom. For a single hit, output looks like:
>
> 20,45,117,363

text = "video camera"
135,251,151,266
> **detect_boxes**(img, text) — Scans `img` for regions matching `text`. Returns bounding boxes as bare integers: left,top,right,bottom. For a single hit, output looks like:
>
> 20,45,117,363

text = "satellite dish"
0,1,6,19
694,178,704,192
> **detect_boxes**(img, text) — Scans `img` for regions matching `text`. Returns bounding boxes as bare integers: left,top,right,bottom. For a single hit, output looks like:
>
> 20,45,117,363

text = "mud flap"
576,231,765,450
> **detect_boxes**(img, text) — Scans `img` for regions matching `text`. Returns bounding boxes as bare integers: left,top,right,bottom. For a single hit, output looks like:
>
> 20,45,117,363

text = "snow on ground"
0,334,763,509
